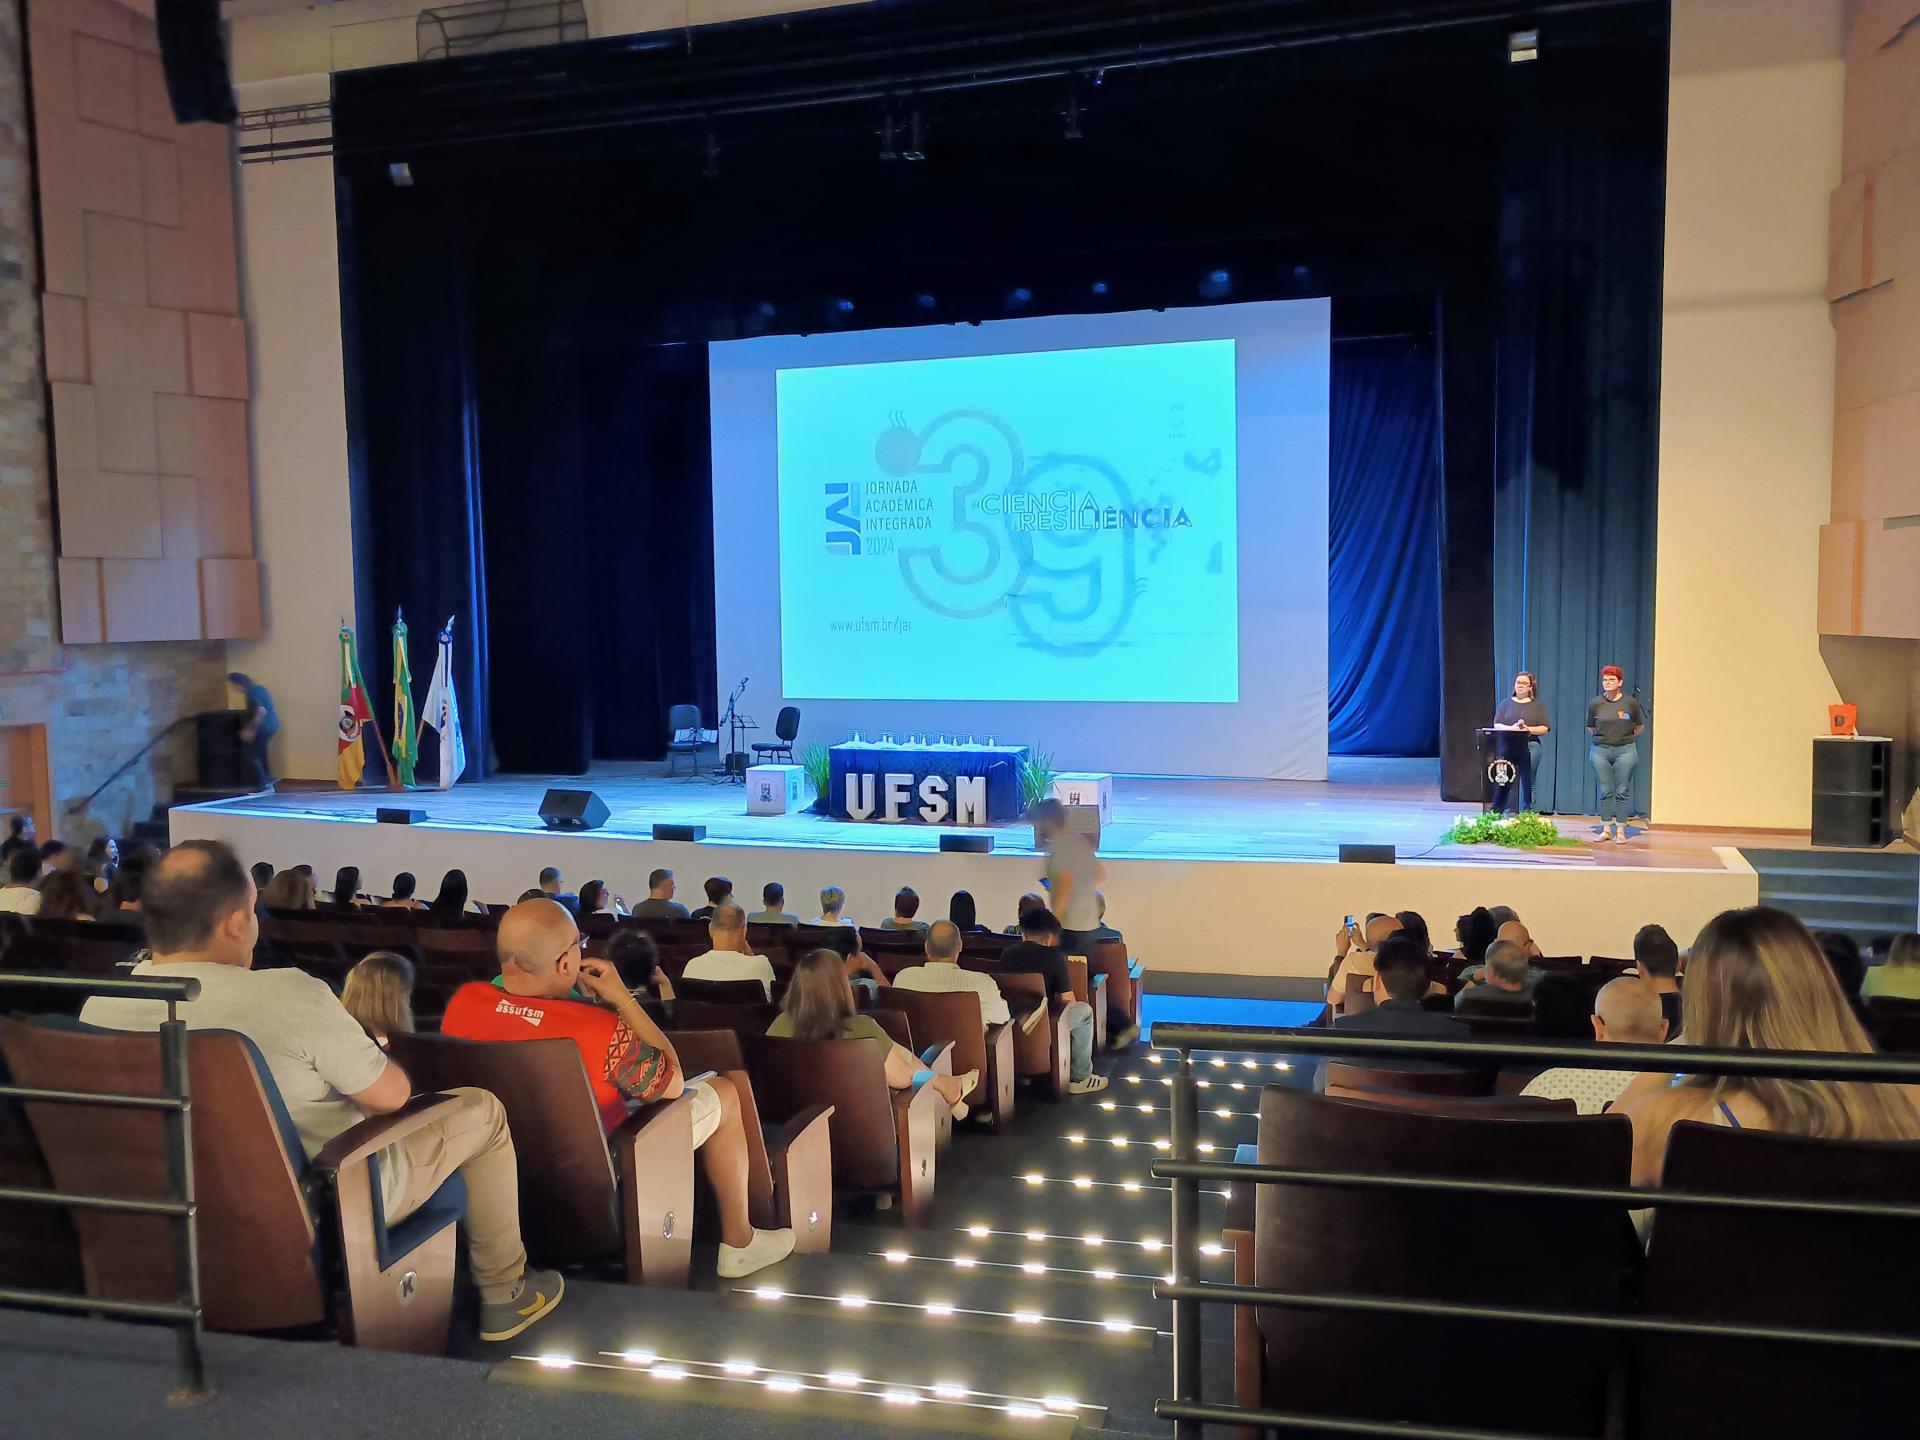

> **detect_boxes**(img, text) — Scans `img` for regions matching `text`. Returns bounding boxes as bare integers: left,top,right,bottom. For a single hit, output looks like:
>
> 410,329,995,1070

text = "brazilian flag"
391,611,417,789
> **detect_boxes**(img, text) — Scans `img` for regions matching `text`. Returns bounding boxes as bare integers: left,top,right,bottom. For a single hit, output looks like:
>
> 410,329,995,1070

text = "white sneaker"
717,1227,796,1279
1068,1074,1110,1095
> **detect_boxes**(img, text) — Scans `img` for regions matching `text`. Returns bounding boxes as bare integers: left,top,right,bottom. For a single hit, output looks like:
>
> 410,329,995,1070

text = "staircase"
1743,848,1920,948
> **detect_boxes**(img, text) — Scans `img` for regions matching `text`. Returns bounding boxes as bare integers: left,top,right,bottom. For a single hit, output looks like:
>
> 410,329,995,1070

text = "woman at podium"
1492,671,1551,809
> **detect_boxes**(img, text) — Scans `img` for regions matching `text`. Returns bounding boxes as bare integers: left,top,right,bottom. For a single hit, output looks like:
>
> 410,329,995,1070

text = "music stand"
713,680,757,784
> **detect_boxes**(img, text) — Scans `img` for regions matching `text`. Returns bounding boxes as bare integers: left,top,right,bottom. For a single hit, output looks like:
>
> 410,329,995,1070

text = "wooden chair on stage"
384,1031,698,1287
664,1028,835,1253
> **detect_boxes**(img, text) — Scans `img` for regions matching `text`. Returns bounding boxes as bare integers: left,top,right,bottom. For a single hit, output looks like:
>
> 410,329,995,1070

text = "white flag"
420,617,467,790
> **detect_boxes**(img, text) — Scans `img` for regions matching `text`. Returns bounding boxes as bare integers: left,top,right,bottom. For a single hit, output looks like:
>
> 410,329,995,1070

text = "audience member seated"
1487,905,1519,930
880,886,929,933
578,879,627,920
342,952,417,1047
631,868,690,919
682,903,776,999
0,845,43,914
1004,892,1047,935
431,868,482,918
1814,929,1867,1004
249,860,275,890
108,843,159,917
819,927,888,995
85,836,118,895
948,889,986,934
747,882,800,926
0,812,33,863
1457,918,1544,986
381,871,427,909
608,928,671,998
893,920,1013,1025
1454,938,1536,1010
811,884,853,928
328,865,367,907
769,948,977,1118
1454,906,1497,964
1090,891,1125,945
1521,977,1668,1113
1617,907,1920,1187
260,867,316,911
39,840,75,874
1332,936,1467,1038
1000,908,1106,1094
536,866,580,916
81,841,565,1340
1862,932,1920,1001
36,868,98,922
689,875,732,923
1394,908,1430,954
1328,914,1403,1007
1633,922,1684,1030
442,898,794,1277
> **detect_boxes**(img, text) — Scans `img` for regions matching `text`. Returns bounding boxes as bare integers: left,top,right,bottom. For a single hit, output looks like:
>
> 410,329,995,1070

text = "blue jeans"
1064,1000,1094,1082
1591,742,1638,823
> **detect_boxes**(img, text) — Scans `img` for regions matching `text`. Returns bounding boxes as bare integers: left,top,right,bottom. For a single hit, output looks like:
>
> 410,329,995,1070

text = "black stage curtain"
338,182,492,782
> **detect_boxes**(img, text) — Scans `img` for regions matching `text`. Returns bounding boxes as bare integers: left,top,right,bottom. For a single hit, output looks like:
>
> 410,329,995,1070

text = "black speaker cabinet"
652,823,706,842
156,0,238,124
939,833,994,853
377,808,427,825
1339,843,1397,865
195,711,245,789
1811,738,1890,848
538,788,609,832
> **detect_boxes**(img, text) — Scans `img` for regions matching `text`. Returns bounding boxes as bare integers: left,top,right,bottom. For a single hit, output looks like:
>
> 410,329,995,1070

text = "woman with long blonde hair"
341,951,416,1046
768,948,977,1119
260,867,316,911
1618,907,1920,1185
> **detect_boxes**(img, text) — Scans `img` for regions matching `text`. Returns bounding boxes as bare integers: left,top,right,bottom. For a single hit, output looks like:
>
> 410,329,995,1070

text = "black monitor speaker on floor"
377,807,427,825
939,833,993,853
1338,843,1397,864
652,822,706,842
194,711,246,788
538,788,609,832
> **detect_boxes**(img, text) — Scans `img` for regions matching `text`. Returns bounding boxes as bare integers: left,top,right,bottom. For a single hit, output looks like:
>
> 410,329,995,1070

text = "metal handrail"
0,972,208,1403
1150,1022,1920,1438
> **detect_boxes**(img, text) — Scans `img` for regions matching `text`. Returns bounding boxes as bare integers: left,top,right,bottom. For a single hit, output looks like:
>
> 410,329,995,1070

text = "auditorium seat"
877,984,1015,1131
669,997,781,1042
0,1017,467,1353
747,1032,945,1226
384,1030,697,1287
664,1028,835,1253
675,976,774,1006
989,970,1071,1101
1636,1122,1920,1439
1322,1063,1492,1099
1090,937,1138,1029
0,1046,82,1294
1864,996,1920,1055
1252,1085,1634,1437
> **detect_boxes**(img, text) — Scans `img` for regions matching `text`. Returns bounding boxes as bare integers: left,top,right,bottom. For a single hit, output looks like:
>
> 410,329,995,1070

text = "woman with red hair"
1587,664,1645,842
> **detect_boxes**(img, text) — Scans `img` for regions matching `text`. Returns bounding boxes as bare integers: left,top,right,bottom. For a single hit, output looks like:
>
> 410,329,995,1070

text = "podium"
1477,728,1531,813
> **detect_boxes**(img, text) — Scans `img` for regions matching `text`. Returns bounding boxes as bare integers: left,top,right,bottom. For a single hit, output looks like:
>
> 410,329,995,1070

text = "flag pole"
356,626,402,792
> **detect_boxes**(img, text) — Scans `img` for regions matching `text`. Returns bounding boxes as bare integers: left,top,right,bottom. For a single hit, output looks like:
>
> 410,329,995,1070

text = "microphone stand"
714,677,750,783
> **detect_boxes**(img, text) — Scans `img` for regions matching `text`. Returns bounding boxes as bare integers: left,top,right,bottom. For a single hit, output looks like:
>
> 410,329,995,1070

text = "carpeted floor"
4,1031,1315,1437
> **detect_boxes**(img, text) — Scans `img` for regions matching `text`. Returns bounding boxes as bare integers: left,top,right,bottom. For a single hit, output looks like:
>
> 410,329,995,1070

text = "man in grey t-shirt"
1033,798,1103,956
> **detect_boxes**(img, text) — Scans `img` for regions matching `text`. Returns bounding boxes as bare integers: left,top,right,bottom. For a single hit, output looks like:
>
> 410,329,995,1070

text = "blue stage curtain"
1490,51,1665,818
1328,334,1441,756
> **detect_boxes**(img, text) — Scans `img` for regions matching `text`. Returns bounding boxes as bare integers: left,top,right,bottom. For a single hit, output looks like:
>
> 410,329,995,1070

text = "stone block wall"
0,2,226,842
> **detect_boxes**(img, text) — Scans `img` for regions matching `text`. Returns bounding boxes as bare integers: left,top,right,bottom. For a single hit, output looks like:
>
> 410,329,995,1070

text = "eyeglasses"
549,933,583,969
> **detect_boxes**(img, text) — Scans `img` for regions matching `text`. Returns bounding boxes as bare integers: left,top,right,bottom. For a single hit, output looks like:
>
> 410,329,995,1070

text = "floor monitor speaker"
652,823,706,842
938,833,994,853
1338,843,1397,864
539,788,609,832
377,807,427,825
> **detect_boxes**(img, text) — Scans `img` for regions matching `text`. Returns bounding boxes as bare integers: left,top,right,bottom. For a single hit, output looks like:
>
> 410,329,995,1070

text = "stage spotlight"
1199,268,1232,299
756,301,776,318
903,109,926,161
1509,29,1538,62
387,161,413,187
915,293,937,309
1007,286,1032,309
1091,280,1110,296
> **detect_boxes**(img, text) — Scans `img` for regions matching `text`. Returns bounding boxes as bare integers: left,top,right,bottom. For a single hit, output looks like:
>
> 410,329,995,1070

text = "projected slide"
775,340,1239,704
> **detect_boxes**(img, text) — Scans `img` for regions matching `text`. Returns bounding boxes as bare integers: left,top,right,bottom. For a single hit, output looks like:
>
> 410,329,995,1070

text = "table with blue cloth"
827,741,1029,823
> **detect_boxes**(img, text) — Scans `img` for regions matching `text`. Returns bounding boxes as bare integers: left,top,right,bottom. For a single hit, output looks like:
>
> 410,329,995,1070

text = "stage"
171,758,1763,982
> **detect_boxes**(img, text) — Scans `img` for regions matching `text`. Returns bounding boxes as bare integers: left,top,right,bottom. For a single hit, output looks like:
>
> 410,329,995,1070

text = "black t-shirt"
1495,698,1549,732
1587,694,1645,745
998,941,1074,1000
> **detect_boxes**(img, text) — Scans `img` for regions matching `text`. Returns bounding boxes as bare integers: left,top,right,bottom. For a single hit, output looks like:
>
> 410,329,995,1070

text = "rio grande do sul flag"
337,625,374,790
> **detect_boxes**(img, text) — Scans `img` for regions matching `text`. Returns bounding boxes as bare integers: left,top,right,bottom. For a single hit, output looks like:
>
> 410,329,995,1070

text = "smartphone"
1344,915,1355,932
